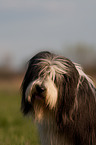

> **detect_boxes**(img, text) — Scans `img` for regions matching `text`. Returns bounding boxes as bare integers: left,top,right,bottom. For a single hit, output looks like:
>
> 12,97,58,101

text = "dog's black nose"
36,85,45,93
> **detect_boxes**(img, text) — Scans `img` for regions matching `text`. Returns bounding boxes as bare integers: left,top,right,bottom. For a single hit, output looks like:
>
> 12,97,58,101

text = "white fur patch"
37,58,70,78
74,63,95,86
44,77,58,109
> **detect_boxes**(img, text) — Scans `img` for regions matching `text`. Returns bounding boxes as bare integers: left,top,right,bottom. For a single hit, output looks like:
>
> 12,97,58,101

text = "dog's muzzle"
33,84,46,100
25,81,46,103
35,84,46,94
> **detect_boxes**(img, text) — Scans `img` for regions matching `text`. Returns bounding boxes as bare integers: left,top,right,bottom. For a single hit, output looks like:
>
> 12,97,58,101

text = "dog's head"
21,51,80,122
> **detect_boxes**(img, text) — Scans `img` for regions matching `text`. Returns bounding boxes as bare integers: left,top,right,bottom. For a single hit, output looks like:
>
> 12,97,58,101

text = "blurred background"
0,0,96,144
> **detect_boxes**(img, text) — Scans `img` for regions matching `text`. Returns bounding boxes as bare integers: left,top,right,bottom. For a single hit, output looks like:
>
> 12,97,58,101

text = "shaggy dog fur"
21,51,96,145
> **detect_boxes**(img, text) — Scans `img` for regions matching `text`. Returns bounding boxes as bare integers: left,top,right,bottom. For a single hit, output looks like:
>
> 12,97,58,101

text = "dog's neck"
37,117,73,145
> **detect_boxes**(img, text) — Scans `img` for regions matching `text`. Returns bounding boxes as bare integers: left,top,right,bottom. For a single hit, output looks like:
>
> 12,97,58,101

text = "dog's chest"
37,121,72,145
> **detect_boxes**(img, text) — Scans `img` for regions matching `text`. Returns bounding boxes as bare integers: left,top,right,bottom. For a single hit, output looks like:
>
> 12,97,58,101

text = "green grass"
0,90,41,145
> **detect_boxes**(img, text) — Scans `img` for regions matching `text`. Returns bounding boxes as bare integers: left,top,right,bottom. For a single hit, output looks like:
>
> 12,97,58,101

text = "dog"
21,51,96,145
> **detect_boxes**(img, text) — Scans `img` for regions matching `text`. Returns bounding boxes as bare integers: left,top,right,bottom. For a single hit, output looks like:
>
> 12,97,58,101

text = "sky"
0,0,96,69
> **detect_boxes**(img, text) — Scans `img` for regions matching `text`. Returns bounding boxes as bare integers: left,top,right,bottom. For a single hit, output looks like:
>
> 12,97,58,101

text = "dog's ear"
55,65,79,129
21,74,33,115
21,59,36,115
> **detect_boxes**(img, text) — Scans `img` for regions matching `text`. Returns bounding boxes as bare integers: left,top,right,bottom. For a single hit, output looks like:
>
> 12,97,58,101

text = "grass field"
0,90,41,145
